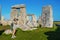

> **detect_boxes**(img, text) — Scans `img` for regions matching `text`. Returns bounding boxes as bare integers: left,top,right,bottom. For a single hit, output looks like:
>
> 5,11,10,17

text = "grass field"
0,22,60,40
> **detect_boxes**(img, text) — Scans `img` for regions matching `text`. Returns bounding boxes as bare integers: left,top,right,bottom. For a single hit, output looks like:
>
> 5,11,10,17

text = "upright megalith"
38,5,53,28
32,14,37,23
10,8,18,21
19,4,27,25
27,14,38,27
32,14,38,27
11,4,27,25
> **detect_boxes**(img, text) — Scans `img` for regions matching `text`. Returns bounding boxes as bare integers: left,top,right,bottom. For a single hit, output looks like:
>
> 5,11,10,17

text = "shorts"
13,25,19,30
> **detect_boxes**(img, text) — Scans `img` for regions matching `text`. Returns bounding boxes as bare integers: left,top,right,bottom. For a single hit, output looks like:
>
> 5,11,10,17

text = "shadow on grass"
45,24,60,40
0,25,10,36
0,30,5,35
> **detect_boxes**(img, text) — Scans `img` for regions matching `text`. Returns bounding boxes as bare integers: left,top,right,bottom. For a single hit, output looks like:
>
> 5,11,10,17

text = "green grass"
54,21,60,24
0,22,60,40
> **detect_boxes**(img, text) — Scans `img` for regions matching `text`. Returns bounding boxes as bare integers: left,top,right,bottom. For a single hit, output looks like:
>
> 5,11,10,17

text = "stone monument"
39,5,53,28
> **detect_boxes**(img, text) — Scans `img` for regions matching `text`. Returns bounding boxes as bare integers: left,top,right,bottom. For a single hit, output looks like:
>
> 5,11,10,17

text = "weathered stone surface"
4,29,12,34
9,4,54,31
38,5,53,28
11,4,25,9
11,8,18,21
20,5,27,25
32,15,38,27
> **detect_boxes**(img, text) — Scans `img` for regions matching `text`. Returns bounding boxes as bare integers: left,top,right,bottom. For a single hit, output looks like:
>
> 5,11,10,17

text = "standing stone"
27,14,38,27
32,15,37,23
39,5,53,28
1,16,4,21
11,8,18,21
19,4,27,25
10,4,38,31
32,14,38,27
26,16,30,21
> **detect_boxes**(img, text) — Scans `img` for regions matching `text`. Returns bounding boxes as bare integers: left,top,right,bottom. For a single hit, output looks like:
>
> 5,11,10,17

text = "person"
10,22,13,31
11,18,19,38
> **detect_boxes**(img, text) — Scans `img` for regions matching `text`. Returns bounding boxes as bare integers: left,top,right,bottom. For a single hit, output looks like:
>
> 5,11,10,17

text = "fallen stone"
4,29,12,35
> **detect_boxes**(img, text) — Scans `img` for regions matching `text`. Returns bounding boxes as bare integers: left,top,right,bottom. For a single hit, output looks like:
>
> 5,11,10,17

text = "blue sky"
0,0,60,21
